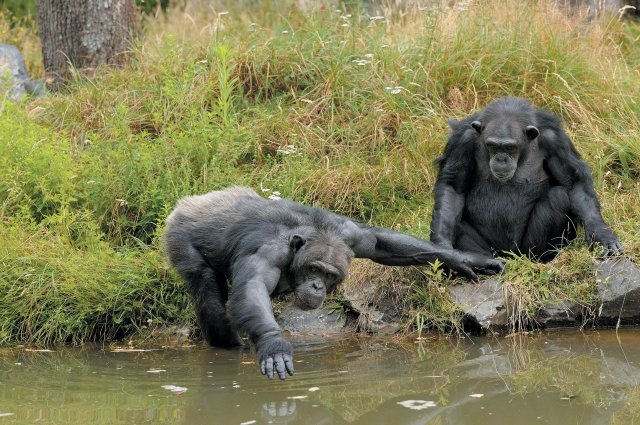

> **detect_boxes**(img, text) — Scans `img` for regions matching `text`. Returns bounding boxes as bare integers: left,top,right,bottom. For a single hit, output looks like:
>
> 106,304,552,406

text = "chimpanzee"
164,187,504,380
430,96,622,261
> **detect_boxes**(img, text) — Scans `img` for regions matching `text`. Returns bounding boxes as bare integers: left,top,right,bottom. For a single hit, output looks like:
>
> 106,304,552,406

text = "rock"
447,277,508,332
150,325,192,345
536,300,583,328
0,44,44,100
343,283,403,335
595,258,640,326
276,305,350,335
355,310,403,336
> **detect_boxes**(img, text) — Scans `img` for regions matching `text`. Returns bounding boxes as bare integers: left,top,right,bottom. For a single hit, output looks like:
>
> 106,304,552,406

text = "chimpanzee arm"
430,121,478,247
538,117,622,256
228,244,294,380
338,220,504,279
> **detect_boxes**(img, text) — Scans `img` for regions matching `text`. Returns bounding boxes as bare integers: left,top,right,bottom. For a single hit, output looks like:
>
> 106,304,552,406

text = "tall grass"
1,0,639,343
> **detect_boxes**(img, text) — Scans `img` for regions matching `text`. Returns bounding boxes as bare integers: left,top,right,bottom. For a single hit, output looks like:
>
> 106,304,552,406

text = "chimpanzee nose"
312,281,324,290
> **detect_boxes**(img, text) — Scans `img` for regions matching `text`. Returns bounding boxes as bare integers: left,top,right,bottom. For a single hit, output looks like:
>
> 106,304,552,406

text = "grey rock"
595,257,640,325
276,305,349,335
536,300,582,328
0,43,43,100
447,277,508,332
355,310,403,335
343,283,403,335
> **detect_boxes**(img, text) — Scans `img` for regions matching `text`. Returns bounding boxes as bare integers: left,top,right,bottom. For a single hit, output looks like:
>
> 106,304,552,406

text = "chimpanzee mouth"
493,171,515,182
294,294,324,310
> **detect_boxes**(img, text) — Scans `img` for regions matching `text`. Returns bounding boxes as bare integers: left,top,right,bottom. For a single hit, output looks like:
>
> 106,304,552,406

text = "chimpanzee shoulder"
433,115,481,189
534,108,582,157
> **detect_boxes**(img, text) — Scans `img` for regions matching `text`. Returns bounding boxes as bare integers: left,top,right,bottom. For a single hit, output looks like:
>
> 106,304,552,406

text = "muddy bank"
276,257,640,337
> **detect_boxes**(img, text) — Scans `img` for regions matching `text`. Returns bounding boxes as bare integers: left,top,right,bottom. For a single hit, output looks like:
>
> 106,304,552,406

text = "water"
1,330,640,424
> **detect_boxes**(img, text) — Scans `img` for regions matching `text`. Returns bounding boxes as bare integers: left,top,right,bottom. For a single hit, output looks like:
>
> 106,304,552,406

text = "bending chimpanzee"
430,96,622,262
165,187,504,380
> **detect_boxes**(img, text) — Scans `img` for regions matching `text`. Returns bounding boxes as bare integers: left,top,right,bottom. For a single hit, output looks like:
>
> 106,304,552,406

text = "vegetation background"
0,0,638,345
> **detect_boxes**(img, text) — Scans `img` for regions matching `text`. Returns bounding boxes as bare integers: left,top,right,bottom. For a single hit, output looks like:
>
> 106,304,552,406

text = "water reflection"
1,330,640,424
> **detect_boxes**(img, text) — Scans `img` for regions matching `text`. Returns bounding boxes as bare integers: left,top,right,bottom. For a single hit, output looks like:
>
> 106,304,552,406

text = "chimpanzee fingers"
284,353,294,376
592,240,624,258
608,241,623,256
274,353,287,380
456,264,477,281
487,259,505,274
263,357,275,380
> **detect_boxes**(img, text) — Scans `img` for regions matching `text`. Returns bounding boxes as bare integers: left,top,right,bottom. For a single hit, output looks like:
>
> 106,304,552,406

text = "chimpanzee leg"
520,186,576,261
172,245,243,348
186,266,244,347
453,220,494,258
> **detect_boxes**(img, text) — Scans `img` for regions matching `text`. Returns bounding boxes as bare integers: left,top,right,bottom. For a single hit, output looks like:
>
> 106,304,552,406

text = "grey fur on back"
166,186,261,228
164,187,266,273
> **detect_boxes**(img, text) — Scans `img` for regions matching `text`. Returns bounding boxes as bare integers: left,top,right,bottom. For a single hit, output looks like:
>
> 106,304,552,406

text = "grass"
1,0,639,344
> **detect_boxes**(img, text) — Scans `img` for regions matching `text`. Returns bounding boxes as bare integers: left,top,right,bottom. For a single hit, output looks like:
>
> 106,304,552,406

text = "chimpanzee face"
289,233,351,310
472,119,539,183
293,261,344,309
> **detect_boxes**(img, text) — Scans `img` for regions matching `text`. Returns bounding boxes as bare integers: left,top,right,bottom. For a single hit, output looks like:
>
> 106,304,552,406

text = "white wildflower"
276,144,297,155
385,86,403,94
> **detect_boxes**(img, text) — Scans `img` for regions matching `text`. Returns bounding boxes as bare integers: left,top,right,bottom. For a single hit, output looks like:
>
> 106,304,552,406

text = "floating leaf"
397,400,436,410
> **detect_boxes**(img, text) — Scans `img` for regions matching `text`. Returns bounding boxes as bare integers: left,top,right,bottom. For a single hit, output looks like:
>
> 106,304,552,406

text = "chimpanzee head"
288,231,352,310
471,97,540,183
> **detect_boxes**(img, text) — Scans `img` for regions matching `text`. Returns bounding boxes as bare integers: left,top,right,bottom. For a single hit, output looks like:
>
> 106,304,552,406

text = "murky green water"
1,330,640,424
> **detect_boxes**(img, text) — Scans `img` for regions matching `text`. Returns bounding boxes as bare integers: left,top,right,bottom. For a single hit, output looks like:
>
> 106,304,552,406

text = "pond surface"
1,329,640,424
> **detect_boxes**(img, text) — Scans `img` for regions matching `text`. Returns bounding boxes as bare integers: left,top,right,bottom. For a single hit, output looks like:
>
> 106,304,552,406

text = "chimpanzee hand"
256,335,294,380
447,250,505,280
587,226,623,257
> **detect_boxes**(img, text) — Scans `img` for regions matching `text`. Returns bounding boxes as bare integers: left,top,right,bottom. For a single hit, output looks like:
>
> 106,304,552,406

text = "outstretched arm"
228,245,294,380
539,124,622,256
339,220,504,279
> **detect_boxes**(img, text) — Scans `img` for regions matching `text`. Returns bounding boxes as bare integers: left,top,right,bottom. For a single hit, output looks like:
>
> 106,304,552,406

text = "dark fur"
431,96,621,261
165,187,504,379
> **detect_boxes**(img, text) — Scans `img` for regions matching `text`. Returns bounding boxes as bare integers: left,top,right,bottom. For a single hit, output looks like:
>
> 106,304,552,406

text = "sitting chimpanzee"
165,187,504,380
430,96,622,261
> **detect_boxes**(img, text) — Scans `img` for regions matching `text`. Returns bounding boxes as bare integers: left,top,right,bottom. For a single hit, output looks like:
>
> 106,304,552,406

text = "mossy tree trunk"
35,0,139,84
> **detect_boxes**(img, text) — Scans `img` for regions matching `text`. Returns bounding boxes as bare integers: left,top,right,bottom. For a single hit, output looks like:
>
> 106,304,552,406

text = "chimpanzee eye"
309,266,318,274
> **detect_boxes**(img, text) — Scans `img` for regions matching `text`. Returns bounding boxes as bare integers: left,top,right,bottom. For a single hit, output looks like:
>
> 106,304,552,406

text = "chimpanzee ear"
289,234,306,252
471,121,483,134
525,125,539,141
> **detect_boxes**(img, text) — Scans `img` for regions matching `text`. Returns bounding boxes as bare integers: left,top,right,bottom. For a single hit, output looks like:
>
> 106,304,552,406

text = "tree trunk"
36,0,139,84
